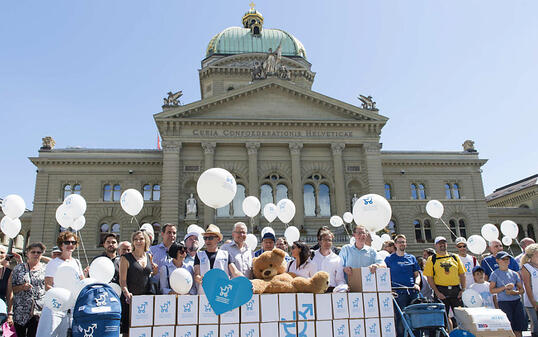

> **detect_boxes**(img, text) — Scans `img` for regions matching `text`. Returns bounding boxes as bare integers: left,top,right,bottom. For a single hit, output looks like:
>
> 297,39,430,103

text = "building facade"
25,8,498,258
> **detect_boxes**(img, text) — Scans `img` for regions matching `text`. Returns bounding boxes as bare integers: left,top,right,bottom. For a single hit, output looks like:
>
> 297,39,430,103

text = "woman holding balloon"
159,242,196,295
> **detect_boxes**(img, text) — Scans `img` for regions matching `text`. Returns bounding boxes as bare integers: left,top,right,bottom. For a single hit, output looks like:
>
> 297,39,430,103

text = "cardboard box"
131,295,154,327
220,324,240,337
315,293,333,320
454,307,515,337
153,325,175,337
154,295,177,326
260,294,279,322
349,268,377,292
376,268,392,292
333,319,350,337
296,293,315,321
241,295,260,323
364,318,380,337
348,293,364,319
279,321,296,337
332,293,349,319
177,295,198,325
362,293,379,318
380,317,396,337
349,319,365,337
259,322,278,337
316,320,333,337
130,326,152,337
199,325,219,337
241,323,260,337
278,293,296,321
377,293,394,318
175,325,196,337
296,321,315,337
220,307,240,324
199,295,219,324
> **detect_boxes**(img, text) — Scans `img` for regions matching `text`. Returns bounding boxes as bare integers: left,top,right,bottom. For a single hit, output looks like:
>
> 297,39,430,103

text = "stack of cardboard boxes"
129,268,395,337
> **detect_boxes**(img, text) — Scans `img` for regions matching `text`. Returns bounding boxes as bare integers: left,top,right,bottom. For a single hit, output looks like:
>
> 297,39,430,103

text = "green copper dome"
206,26,307,59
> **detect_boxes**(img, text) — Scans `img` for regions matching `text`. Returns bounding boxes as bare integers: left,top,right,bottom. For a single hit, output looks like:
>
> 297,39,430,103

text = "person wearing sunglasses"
455,237,477,288
160,242,196,295
6,242,46,337
193,224,242,294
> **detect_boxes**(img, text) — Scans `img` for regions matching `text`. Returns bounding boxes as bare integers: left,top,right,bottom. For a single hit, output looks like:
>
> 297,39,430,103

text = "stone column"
289,142,304,229
363,142,385,195
331,143,346,216
160,139,182,225
202,142,216,225
246,142,260,231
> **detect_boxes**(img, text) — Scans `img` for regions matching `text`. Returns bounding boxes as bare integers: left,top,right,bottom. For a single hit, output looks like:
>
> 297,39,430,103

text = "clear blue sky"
1,1,537,209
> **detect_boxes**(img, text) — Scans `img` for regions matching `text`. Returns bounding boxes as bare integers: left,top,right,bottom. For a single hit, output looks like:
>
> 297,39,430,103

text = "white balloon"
263,203,278,223
170,268,193,295
425,200,444,219
242,196,261,217
260,227,275,238
54,264,82,293
481,224,499,242
284,226,300,244
44,287,72,312
352,194,392,233
56,204,74,229
71,216,86,231
196,168,237,209
89,257,115,284
500,220,519,239
120,189,144,216
277,199,296,224
467,235,487,255
69,278,98,308
0,216,21,239
380,234,391,242
330,215,344,228
245,234,258,251
462,289,483,308
1,194,26,219
343,212,354,223
371,234,383,251
109,282,121,297
63,194,87,219
502,236,512,246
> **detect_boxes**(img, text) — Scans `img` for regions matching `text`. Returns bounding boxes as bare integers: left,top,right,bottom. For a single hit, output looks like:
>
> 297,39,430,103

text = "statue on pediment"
186,193,197,217
41,136,55,150
462,140,477,152
163,90,182,106
358,95,378,111
251,41,291,81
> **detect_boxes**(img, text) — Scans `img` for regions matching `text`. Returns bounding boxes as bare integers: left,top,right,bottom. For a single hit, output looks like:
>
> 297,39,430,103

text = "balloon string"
438,218,459,239
77,230,90,266
130,216,140,226
343,223,352,239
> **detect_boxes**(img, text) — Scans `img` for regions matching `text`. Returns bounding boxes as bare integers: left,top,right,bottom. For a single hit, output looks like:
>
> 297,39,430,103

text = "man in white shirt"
221,222,253,279
311,227,347,292
455,237,477,288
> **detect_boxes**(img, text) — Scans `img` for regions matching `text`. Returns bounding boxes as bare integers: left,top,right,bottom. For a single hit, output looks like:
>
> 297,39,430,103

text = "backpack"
71,283,121,337
431,253,458,276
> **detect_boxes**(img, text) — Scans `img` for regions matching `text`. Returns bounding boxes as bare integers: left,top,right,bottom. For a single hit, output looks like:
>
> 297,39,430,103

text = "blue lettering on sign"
336,297,344,309
161,301,170,313
352,298,359,308
183,301,192,312
137,302,147,314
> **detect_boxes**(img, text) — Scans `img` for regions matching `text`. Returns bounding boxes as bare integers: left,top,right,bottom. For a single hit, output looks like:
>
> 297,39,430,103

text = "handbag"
2,321,16,337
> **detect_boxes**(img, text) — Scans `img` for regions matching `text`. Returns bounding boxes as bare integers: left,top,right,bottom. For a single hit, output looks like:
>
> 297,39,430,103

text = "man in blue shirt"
149,223,177,281
339,225,385,277
385,234,420,337
480,239,519,280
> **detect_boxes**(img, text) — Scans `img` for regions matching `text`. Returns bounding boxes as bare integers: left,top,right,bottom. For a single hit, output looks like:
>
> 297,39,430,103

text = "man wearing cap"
149,223,177,281
455,237,477,288
424,236,465,326
221,222,253,279
254,232,276,257
183,232,199,268
51,246,62,259
480,239,520,280
193,224,243,294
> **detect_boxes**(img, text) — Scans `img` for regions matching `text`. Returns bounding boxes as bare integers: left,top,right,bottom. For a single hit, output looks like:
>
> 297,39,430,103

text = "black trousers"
14,316,40,337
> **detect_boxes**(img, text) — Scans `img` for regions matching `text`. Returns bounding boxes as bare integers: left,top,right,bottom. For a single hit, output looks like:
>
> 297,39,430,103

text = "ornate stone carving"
289,142,303,155
251,42,291,81
331,143,345,155
201,142,216,154
358,94,378,111
161,140,182,153
462,140,477,152
245,142,260,155
41,136,56,150
163,91,182,106
186,193,197,217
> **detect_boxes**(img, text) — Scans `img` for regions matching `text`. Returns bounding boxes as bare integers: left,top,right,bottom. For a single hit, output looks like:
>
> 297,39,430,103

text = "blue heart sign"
202,269,253,315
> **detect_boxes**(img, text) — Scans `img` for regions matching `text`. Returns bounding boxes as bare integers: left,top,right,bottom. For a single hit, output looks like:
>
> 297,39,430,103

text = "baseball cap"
184,232,199,242
51,246,61,253
262,232,276,242
434,236,447,244
472,265,485,273
495,251,511,260
455,237,467,246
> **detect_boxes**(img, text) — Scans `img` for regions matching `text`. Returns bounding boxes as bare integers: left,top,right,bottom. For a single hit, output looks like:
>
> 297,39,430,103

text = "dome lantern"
242,2,263,35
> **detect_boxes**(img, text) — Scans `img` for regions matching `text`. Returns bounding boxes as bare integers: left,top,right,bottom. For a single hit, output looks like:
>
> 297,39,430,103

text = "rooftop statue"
462,140,477,152
41,136,56,150
163,90,182,106
358,95,378,111
251,41,290,81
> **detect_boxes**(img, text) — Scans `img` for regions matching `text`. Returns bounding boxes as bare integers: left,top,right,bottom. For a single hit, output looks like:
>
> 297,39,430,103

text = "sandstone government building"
4,8,536,257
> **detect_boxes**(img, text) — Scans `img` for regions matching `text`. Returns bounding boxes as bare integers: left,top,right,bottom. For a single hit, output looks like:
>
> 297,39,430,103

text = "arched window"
99,222,120,246
103,184,112,201
445,184,452,199
303,184,316,217
384,184,392,200
113,184,121,201
452,184,460,199
232,184,246,217
260,184,273,210
414,220,424,243
143,184,161,201
411,184,418,200
275,184,288,203
260,174,289,211
448,218,468,240
414,219,433,243
449,220,457,241
303,174,332,217
143,184,152,200
73,184,81,195
63,185,72,200
418,184,426,199
319,184,331,216
528,224,536,241
458,219,466,238
152,185,160,201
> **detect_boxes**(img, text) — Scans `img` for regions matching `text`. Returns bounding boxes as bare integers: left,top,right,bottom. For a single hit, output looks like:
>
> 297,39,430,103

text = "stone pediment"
154,79,388,124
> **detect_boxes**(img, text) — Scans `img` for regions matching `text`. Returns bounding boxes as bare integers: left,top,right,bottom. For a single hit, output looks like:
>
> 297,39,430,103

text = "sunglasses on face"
63,240,77,245
457,245,467,248
29,251,43,255
203,236,217,241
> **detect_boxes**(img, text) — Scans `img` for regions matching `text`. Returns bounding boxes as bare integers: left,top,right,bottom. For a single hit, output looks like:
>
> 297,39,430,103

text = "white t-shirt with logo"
469,281,495,309
459,254,476,288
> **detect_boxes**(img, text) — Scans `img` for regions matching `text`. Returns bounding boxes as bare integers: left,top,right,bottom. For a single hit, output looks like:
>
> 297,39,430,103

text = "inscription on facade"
191,129,353,138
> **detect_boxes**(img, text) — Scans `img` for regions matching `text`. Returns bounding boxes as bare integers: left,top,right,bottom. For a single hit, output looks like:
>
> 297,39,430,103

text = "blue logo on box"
336,297,344,309
183,301,193,312
137,302,147,314
160,301,170,313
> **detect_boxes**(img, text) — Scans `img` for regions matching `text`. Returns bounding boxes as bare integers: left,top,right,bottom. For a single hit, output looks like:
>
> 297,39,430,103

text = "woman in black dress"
119,230,158,336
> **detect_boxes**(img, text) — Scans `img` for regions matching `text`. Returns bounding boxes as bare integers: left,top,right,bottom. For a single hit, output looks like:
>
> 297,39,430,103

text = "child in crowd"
489,251,526,337
469,265,497,309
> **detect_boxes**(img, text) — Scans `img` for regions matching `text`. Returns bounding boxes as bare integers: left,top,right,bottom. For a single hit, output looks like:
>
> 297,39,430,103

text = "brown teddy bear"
251,248,330,294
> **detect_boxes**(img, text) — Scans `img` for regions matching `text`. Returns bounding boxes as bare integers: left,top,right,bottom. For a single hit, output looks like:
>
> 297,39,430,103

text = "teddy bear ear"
273,248,286,258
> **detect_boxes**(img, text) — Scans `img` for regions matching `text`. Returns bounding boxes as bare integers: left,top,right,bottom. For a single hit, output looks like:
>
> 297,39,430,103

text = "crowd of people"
1,222,537,337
